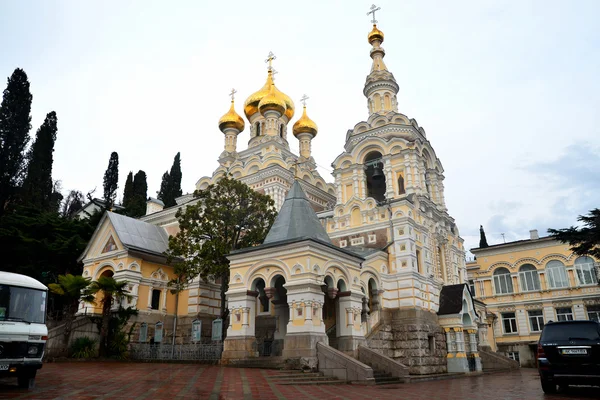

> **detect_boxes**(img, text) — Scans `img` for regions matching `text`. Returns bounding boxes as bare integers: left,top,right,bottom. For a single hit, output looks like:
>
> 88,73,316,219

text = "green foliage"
49,274,93,303
549,208,600,259
108,308,137,359
70,336,97,359
87,276,132,357
166,176,277,322
0,206,95,282
122,171,134,210
0,68,32,217
157,152,182,208
102,152,119,210
61,190,84,218
127,170,147,217
21,111,58,212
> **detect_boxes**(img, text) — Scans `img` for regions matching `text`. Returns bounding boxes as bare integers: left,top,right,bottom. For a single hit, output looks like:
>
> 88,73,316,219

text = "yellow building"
466,229,599,367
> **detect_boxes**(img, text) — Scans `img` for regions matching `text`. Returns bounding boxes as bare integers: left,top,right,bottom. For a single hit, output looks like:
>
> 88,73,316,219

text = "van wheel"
17,371,36,389
541,378,556,394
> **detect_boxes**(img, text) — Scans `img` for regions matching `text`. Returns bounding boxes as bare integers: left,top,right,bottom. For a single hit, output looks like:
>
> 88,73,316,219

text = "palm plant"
48,274,94,345
87,276,132,357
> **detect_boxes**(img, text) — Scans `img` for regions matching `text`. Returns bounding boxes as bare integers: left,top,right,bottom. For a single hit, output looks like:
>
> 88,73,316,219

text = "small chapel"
79,7,483,376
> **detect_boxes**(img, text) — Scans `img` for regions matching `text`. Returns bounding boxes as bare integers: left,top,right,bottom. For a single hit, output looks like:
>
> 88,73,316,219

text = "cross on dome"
300,94,309,107
265,51,276,70
229,88,237,102
367,4,381,24
271,68,278,81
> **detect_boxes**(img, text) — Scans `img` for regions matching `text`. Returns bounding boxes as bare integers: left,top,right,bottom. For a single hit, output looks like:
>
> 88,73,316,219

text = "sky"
1,0,598,253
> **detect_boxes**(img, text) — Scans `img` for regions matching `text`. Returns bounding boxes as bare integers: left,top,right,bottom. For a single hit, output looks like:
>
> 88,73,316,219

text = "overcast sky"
1,0,598,252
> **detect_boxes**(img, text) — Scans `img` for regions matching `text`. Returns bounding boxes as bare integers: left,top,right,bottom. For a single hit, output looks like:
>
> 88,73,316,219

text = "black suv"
537,320,600,393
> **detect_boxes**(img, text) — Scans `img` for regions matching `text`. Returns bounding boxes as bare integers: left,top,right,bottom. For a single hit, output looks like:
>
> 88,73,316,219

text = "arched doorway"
251,277,275,356
268,275,288,356
322,277,348,349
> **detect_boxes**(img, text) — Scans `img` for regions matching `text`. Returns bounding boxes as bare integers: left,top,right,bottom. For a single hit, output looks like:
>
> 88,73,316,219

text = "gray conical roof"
263,181,331,245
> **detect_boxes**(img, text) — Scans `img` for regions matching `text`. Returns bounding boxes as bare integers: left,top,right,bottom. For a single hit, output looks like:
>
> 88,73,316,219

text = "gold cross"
300,94,309,107
229,88,237,102
265,51,276,70
367,4,381,24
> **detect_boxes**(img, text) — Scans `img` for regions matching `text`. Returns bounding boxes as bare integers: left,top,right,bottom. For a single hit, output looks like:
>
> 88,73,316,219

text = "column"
359,169,367,199
384,158,394,199
336,291,367,356
161,289,167,312
222,291,259,361
335,172,343,205
352,168,359,197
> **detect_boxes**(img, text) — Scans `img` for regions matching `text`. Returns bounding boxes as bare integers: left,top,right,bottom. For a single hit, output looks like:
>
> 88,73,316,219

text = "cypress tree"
168,152,182,205
479,225,489,248
0,68,33,216
102,152,119,210
122,171,134,210
129,170,147,218
21,111,58,211
157,171,171,205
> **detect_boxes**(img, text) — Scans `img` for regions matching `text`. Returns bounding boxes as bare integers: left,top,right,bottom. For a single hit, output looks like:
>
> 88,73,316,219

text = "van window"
0,284,46,324
541,323,600,341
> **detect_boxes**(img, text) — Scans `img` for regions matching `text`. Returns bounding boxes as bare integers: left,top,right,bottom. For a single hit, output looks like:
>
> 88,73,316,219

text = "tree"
48,274,94,347
549,208,600,259
61,190,84,218
102,152,119,210
166,176,277,337
157,171,171,204
86,276,131,357
122,171,134,210
127,170,147,218
0,68,32,216
157,152,183,208
479,225,489,248
21,111,58,211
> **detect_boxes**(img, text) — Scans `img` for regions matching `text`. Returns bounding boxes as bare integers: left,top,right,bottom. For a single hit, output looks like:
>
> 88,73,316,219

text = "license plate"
562,349,587,355
0,364,8,371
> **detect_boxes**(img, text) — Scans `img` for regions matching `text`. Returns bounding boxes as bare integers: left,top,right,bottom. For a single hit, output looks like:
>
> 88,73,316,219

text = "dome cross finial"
229,88,237,102
300,94,309,107
265,51,276,70
367,4,381,24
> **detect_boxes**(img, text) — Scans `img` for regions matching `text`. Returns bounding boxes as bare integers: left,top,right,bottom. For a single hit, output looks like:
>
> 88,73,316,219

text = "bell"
372,164,384,180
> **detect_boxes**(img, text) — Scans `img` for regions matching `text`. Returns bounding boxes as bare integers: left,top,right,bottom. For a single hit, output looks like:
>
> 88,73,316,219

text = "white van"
0,271,48,389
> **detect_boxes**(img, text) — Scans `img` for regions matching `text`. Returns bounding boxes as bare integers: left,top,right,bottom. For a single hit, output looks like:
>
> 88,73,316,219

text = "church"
79,10,485,376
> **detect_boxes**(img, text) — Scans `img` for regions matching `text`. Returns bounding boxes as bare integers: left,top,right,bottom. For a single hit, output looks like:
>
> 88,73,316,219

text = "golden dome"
258,84,286,116
293,106,318,137
368,24,384,44
218,100,245,133
244,70,295,120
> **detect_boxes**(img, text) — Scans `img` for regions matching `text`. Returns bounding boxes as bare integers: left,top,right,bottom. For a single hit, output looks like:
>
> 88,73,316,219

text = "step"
407,372,466,383
273,376,336,383
269,372,323,379
276,379,342,386
374,377,403,385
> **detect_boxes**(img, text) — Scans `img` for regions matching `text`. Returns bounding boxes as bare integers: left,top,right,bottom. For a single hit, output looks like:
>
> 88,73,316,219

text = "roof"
470,235,554,253
147,197,165,206
0,272,47,290
343,245,386,258
438,283,472,315
106,212,169,256
79,211,170,261
263,181,331,245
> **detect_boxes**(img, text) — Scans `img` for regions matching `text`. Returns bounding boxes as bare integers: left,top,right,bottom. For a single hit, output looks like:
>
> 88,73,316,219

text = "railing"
129,343,223,361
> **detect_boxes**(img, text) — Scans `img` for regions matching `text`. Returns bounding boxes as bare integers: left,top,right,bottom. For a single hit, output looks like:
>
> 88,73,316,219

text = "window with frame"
575,256,596,286
468,280,476,297
507,351,520,363
519,264,540,292
502,312,518,334
368,234,377,244
493,268,514,294
339,240,347,248
546,260,569,289
151,289,161,310
556,307,574,321
528,310,544,332
587,305,600,322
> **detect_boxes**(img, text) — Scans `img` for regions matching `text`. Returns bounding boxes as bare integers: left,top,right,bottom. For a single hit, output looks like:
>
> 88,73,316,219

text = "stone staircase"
225,356,285,369
268,370,341,385
372,369,403,385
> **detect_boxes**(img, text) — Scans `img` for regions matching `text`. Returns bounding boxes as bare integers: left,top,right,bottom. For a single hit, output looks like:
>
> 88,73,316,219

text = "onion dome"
293,106,318,137
258,84,286,116
368,24,384,44
218,100,245,132
244,70,295,120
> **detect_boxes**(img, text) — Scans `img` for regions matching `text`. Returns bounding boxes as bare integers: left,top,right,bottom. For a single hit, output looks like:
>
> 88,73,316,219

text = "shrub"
71,336,97,359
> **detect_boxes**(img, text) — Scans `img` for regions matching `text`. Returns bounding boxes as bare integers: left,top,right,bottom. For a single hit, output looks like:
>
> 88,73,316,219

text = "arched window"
255,122,261,136
151,289,161,310
364,151,386,202
575,256,596,286
139,322,148,343
519,264,540,292
384,94,391,110
397,174,405,195
546,260,569,288
279,124,283,138
493,267,513,294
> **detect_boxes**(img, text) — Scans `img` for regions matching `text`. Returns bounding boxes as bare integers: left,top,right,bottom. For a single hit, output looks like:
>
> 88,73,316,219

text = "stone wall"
366,308,448,375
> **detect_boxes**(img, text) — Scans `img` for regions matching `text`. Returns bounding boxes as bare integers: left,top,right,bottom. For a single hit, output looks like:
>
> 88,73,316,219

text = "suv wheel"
540,378,556,394
17,371,36,389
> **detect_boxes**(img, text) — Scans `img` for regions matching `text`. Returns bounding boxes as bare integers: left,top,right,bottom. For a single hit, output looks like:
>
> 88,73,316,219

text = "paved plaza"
0,363,598,400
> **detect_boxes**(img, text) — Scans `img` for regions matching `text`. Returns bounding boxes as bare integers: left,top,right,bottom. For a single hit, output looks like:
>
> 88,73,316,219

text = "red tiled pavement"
0,363,598,399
